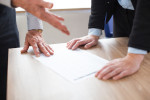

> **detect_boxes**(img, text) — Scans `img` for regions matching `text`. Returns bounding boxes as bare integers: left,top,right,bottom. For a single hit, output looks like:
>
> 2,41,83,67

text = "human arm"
67,0,106,49
21,12,54,57
11,0,70,35
95,0,150,80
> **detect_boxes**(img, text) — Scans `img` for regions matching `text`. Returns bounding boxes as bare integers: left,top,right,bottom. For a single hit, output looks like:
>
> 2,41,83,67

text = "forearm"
128,0,150,51
127,47,147,64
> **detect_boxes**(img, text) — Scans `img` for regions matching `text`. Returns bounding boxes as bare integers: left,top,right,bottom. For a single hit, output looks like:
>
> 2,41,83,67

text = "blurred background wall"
16,9,91,47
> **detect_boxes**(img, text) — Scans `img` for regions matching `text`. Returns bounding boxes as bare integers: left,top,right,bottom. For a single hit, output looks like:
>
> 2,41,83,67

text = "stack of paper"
32,44,108,82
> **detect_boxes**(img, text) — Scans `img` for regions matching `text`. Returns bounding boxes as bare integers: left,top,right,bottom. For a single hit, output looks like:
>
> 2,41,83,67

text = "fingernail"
95,74,98,77
47,53,50,56
37,54,40,57
72,46,75,50
49,3,53,8
98,77,101,80
113,78,117,80
103,77,107,80
84,46,88,49
68,47,71,49
98,76,102,79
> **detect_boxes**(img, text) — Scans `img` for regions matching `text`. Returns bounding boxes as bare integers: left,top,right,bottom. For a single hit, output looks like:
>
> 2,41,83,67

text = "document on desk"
32,44,108,82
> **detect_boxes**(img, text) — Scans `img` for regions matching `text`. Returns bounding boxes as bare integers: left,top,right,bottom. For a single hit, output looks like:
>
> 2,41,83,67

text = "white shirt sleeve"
88,28,102,37
26,12,43,30
0,0,12,7
128,47,147,54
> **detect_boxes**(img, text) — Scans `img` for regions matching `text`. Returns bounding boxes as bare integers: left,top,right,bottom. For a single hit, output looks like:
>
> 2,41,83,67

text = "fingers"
28,5,70,35
72,40,90,50
102,68,122,80
60,25,70,35
113,71,129,80
52,19,70,35
39,1,53,9
95,64,130,80
96,66,114,80
21,41,29,53
42,10,70,35
84,40,96,49
32,43,40,57
38,43,50,57
43,44,54,55
48,45,54,52
67,39,80,49
95,65,109,77
53,14,64,21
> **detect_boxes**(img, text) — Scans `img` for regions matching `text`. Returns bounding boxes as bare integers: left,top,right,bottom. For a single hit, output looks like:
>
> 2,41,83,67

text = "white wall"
16,10,91,47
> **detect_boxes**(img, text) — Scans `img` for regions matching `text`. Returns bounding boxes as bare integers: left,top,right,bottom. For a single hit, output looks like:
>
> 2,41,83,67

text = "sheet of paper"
32,44,108,82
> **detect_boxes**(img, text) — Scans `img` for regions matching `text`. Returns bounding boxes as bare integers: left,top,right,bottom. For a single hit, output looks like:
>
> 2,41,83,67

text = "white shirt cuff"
88,28,102,37
26,12,43,30
128,47,147,55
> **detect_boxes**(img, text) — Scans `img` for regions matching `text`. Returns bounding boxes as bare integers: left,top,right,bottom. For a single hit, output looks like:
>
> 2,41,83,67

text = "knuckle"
93,39,97,43
113,71,117,75
106,74,111,78
123,71,129,75
101,71,106,76
108,67,113,71
115,69,121,73
33,46,38,50
76,41,81,44
31,38,37,43
73,38,80,41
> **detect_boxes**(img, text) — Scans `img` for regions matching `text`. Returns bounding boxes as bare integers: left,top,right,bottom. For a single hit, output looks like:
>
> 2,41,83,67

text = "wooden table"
7,38,150,100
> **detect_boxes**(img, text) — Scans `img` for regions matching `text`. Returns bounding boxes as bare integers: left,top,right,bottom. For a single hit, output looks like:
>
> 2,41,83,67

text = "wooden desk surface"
7,38,150,100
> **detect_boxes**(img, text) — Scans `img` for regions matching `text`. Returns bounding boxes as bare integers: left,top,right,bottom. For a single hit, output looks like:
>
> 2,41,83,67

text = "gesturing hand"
12,0,70,35
95,53,144,80
67,35,99,50
21,30,54,57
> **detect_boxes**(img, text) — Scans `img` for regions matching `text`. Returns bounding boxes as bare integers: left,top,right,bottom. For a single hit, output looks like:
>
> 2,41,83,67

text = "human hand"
95,53,145,80
11,0,70,35
67,35,99,50
21,30,54,57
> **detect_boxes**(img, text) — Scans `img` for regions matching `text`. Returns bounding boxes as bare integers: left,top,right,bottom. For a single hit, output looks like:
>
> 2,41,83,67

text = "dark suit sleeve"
88,0,106,29
128,0,150,51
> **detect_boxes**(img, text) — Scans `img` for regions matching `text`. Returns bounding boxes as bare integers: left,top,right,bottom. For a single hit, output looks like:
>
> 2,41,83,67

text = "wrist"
127,53,145,63
88,35,99,40
29,29,43,33
28,29,43,36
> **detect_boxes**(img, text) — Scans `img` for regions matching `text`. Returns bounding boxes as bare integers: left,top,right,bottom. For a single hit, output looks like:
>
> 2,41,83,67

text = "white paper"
32,44,108,82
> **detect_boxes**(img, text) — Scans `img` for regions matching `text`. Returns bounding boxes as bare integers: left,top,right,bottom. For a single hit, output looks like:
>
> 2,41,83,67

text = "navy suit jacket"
88,0,150,51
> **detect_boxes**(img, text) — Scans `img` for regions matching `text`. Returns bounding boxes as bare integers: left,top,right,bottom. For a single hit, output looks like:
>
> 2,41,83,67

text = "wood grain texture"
7,38,150,100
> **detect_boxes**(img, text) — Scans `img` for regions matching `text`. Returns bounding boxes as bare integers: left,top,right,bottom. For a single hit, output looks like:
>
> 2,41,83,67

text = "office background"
16,9,92,46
